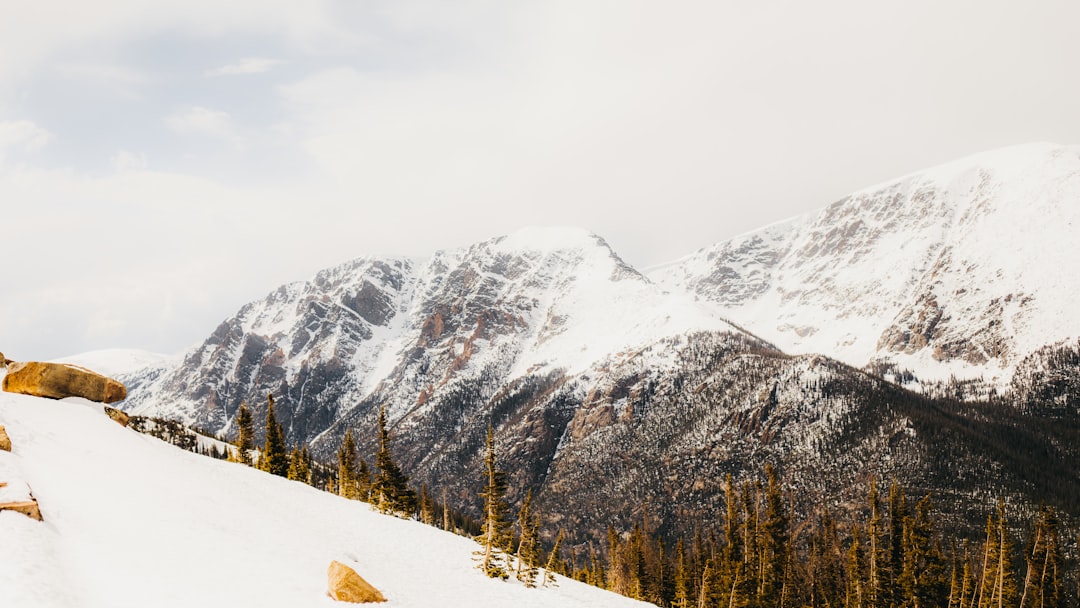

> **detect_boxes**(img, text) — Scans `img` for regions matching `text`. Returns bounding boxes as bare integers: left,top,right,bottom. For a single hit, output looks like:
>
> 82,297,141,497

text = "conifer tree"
846,525,866,608
673,537,690,608
337,428,360,500
698,559,719,608
543,528,565,587
357,458,371,501
372,407,416,516
608,526,627,594
759,464,789,607
260,394,289,477
887,481,908,605
978,499,1018,608
959,544,977,608
442,488,453,532
900,495,947,608
721,474,742,580
1019,506,1061,608
515,490,540,587
286,446,310,483
233,402,254,465
478,424,511,579
419,484,436,525
867,479,886,608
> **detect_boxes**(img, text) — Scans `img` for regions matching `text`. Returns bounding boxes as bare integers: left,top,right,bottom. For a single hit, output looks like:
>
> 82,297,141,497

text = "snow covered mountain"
0,390,651,608
651,142,1080,387
120,226,733,446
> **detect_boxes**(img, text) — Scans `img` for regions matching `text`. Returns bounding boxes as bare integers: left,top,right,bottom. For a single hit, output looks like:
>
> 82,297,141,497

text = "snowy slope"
652,142,1080,386
0,389,651,608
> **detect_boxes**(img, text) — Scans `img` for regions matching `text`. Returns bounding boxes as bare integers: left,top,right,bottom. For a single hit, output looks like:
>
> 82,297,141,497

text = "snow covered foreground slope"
652,142,1080,386
0,391,649,608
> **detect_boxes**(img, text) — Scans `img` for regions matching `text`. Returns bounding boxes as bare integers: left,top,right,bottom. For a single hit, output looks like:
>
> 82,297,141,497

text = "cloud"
205,58,285,77
0,119,53,161
111,149,148,172
165,106,243,149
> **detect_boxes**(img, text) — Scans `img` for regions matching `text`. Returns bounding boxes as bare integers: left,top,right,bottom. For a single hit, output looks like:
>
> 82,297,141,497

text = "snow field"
0,391,650,608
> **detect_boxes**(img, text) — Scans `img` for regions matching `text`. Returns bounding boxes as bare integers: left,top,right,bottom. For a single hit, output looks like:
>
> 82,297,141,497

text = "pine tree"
357,458,371,501
887,481,908,606
673,537,691,608
900,495,947,608
543,528,565,587
759,464,789,607
1019,506,1061,608
478,424,511,579
867,479,886,608
846,525,866,608
419,484,436,526
260,394,289,477
978,499,1018,608
371,407,416,516
233,402,254,465
286,446,310,483
442,488,453,532
515,490,540,587
337,429,360,499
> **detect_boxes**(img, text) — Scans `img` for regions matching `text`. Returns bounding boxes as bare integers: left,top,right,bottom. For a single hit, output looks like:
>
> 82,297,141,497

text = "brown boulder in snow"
0,425,10,452
327,560,386,603
2,361,127,404
0,499,43,521
0,481,43,521
104,406,131,427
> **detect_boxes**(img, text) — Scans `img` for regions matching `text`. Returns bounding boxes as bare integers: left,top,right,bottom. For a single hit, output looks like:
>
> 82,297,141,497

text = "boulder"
2,361,127,404
0,499,43,521
104,406,131,427
0,480,43,521
327,560,386,603
0,425,10,451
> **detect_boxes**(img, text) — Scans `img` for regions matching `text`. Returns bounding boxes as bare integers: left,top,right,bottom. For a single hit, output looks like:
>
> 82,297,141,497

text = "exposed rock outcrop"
0,480,43,521
327,560,386,603
104,406,131,427
0,425,10,452
2,361,127,404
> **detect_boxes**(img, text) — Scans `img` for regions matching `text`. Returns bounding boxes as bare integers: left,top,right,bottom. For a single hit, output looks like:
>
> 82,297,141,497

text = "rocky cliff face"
651,143,1080,388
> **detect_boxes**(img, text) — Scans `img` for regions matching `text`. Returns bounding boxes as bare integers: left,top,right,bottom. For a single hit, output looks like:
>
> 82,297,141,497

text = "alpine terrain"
101,144,1080,548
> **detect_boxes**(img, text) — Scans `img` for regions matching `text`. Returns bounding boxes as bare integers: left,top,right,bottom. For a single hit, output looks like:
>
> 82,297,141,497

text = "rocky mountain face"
121,227,732,448
117,145,1080,544
651,143,1080,388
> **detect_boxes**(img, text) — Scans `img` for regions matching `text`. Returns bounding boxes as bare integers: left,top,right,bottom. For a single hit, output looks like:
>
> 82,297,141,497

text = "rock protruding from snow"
0,425,10,452
3,362,127,404
327,560,387,604
0,480,43,521
103,407,130,428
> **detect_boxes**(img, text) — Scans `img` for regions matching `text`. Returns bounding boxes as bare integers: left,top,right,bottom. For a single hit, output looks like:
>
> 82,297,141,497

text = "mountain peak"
495,226,599,252
852,141,1079,197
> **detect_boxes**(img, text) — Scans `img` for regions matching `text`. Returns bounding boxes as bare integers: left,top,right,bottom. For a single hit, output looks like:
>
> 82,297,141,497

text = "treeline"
540,467,1078,608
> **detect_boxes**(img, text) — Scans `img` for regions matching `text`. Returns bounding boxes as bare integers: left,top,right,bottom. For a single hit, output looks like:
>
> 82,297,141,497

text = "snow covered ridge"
650,142,1080,388
116,226,735,443
0,392,651,608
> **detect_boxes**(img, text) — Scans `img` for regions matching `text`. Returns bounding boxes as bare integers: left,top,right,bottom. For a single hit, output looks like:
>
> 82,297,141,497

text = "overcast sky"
2,0,1079,361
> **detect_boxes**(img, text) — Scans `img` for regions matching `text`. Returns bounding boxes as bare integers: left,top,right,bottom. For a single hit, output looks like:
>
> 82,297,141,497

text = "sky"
2,0,1079,361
